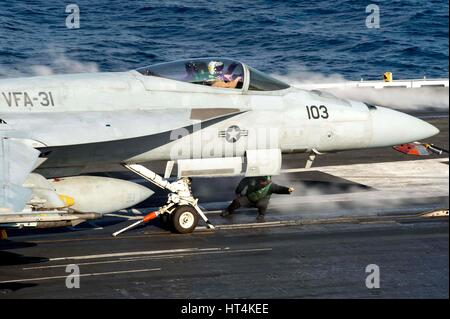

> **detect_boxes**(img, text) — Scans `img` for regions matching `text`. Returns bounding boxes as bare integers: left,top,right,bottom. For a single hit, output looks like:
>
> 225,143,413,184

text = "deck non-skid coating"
0,219,448,298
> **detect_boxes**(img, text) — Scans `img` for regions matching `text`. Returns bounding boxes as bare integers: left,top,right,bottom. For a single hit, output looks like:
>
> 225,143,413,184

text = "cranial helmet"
208,61,224,75
259,176,272,184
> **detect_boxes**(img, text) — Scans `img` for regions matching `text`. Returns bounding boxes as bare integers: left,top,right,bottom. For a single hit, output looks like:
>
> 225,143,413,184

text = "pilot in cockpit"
207,61,242,89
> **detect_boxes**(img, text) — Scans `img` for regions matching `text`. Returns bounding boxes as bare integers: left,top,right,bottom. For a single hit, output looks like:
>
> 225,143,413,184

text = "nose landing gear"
112,164,214,237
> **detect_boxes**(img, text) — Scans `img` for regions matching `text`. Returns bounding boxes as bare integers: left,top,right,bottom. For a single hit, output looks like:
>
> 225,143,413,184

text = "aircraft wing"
0,138,40,213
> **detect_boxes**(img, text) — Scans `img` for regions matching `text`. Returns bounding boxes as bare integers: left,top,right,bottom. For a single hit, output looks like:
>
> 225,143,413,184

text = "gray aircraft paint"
0,61,439,174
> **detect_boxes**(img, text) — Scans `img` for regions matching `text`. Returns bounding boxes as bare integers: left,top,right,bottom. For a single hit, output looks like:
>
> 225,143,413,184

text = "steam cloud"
0,52,99,78
272,67,449,112
1,56,447,112
270,172,447,216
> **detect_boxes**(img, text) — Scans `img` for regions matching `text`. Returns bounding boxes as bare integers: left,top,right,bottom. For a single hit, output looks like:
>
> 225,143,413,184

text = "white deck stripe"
119,248,272,261
24,248,272,270
0,268,161,284
49,247,224,262
23,256,181,270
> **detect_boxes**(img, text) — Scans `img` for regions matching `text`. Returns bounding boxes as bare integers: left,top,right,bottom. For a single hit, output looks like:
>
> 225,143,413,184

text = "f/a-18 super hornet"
0,58,439,236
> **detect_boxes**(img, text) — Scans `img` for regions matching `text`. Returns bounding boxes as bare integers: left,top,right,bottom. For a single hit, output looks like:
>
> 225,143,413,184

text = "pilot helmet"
208,61,224,76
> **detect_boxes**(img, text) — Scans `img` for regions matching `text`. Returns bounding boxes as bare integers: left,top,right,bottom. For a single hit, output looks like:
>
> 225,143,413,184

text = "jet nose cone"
370,106,440,147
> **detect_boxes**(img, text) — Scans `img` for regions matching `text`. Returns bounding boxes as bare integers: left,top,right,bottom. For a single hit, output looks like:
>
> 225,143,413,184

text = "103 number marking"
306,105,329,119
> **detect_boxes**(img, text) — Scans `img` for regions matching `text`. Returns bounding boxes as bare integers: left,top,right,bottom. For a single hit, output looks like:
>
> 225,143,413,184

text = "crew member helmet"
208,61,224,76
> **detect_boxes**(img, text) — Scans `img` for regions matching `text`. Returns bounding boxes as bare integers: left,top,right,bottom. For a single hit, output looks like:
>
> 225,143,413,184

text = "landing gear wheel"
173,205,199,234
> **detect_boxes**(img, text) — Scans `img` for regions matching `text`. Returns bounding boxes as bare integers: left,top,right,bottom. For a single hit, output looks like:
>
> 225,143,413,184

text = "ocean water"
0,0,448,81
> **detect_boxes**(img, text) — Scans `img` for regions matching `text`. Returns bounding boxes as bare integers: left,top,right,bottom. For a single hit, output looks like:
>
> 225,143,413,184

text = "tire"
172,205,199,234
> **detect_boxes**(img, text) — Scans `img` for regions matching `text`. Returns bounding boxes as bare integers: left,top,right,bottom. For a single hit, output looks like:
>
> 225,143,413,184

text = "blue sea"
0,0,448,80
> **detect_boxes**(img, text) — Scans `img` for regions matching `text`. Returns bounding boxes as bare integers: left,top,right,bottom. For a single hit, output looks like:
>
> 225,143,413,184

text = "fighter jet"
0,57,439,235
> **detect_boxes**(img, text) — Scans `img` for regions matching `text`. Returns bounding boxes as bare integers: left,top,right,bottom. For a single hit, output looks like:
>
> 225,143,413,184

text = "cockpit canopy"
136,58,290,92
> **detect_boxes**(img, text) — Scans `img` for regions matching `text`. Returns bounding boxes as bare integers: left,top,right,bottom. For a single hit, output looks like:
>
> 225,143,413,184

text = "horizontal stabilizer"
0,138,40,212
0,183,32,213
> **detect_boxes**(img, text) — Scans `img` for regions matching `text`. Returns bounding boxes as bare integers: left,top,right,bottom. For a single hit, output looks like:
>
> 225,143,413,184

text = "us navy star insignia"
219,125,248,143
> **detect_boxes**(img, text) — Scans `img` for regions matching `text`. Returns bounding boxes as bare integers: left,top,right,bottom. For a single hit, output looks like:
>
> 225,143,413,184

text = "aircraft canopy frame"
136,58,290,92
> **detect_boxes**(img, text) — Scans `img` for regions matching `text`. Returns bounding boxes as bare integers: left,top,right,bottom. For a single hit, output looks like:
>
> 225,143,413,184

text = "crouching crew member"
221,176,294,221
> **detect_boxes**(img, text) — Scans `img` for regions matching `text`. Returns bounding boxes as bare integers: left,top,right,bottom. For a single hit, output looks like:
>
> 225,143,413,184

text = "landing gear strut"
112,164,215,237
305,149,323,169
